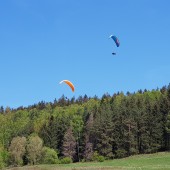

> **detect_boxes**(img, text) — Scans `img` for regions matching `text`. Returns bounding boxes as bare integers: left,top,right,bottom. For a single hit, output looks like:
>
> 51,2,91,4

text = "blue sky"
0,0,170,108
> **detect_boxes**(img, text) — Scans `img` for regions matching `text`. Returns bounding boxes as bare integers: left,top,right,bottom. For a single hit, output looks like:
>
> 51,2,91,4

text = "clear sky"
0,0,170,108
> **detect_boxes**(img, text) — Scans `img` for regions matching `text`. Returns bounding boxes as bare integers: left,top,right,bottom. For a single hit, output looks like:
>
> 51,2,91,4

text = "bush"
40,147,59,164
60,157,73,164
92,151,99,161
92,151,105,162
97,155,105,162
129,148,139,155
115,149,127,158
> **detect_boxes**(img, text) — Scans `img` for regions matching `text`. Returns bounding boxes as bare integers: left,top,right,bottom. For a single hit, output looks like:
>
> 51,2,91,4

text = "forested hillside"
0,85,170,168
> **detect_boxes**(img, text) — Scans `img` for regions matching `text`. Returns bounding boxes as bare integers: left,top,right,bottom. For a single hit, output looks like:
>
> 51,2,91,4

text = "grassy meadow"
6,152,170,170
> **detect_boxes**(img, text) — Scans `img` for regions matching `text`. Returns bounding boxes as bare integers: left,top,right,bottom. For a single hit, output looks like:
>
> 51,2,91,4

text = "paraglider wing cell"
59,80,75,92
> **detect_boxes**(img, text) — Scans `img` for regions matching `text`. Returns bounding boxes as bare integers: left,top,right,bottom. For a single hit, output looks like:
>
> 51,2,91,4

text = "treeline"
0,85,170,168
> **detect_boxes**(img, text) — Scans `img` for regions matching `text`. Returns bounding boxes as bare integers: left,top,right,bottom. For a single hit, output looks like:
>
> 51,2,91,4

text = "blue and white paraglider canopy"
109,35,120,47
109,35,120,55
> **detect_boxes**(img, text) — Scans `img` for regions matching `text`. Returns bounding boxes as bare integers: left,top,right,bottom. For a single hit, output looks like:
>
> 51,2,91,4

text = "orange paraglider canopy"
59,80,75,92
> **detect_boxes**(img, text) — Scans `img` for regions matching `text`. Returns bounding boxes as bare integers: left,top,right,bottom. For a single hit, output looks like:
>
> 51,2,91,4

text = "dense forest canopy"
0,84,170,168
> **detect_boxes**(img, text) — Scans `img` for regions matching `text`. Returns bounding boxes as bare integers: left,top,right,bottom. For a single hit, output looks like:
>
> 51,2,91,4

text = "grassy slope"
7,152,170,170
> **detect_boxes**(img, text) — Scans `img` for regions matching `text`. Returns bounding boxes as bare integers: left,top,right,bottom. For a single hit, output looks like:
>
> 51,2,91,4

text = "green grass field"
6,152,170,170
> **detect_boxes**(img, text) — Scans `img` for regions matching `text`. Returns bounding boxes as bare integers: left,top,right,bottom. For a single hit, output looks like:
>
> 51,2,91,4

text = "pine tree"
145,97,163,153
122,96,138,156
62,127,76,160
135,94,149,153
165,112,170,150
93,98,114,158
83,113,94,161
39,116,58,150
83,134,93,161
